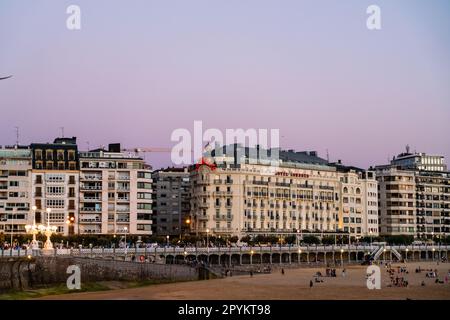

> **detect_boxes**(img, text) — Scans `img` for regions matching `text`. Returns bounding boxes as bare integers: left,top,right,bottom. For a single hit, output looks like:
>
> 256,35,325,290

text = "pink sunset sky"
1,0,449,169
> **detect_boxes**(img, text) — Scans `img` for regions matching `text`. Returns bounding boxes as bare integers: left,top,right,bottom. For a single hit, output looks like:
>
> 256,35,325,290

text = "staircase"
391,248,402,261
371,246,385,261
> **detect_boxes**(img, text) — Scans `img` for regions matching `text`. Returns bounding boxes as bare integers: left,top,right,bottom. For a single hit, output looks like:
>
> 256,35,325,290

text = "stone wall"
0,256,198,292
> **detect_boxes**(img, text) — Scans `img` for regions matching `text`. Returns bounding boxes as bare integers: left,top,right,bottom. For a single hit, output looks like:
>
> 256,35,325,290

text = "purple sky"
1,0,449,170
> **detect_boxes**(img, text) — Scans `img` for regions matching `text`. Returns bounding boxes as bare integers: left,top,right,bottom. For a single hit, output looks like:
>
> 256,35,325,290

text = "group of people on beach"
386,265,409,287
325,268,337,277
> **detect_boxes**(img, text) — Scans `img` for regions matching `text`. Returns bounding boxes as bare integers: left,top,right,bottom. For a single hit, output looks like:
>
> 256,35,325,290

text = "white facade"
190,153,379,239
338,169,378,238
0,148,33,238
79,151,153,236
31,171,79,236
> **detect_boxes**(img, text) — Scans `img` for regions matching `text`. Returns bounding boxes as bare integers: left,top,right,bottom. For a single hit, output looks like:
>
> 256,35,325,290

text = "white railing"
2,244,449,258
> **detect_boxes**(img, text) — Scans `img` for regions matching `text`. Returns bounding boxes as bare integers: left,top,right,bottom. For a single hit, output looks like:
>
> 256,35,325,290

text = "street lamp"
10,208,17,249
296,229,300,247
166,235,170,247
39,208,57,253
206,228,210,249
405,248,409,261
369,230,373,246
340,248,344,267
124,226,128,248
25,205,39,251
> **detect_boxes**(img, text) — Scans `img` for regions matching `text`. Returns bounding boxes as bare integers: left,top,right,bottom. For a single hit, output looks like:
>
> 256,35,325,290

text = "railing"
2,244,450,258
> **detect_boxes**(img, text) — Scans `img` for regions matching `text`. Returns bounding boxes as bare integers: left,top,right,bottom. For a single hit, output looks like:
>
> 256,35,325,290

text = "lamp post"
10,208,15,249
369,230,373,246
124,227,128,247
296,229,300,247
340,249,344,267
166,235,170,247
25,205,40,251
39,208,57,254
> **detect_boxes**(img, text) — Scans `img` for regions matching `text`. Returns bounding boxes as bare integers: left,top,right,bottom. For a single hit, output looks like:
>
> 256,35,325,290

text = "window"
137,192,152,199
46,150,53,160
137,182,152,189
9,181,19,187
46,186,65,195
46,199,65,208
137,224,151,231
137,203,152,210
57,150,64,161
138,172,152,179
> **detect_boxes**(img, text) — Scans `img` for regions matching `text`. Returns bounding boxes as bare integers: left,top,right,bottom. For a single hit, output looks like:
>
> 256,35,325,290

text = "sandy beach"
38,261,450,300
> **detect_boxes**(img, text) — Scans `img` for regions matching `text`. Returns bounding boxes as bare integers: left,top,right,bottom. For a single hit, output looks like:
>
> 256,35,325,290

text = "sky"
1,0,449,170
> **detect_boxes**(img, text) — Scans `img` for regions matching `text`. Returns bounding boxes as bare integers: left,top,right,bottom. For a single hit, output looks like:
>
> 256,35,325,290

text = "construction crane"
121,147,173,154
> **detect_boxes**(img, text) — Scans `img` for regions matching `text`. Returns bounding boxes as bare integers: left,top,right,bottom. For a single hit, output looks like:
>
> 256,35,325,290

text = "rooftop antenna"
406,144,410,154
86,141,90,151
14,126,19,147
326,149,330,162
60,127,65,138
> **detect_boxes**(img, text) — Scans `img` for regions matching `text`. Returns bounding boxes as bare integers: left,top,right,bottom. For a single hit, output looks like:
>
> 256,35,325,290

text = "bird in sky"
0,75,12,80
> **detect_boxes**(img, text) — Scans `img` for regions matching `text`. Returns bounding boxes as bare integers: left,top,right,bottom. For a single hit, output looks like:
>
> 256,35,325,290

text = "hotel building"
0,147,33,238
189,145,378,239
151,167,190,236
79,143,153,236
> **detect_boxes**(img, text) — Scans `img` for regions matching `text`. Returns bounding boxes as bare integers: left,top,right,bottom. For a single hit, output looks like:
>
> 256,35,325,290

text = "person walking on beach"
281,268,285,275
342,268,346,277
310,280,313,288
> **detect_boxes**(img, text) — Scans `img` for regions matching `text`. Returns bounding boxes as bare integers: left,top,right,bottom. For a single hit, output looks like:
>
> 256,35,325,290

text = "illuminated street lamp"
166,235,170,247
25,205,40,251
39,208,57,252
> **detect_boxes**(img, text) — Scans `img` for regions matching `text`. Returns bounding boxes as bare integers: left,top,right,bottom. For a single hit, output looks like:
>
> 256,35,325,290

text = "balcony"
82,197,102,202
213,214,233,221
80,207,102,212
214,179,223,184
117,176,130,181
81,174,102,181
81,185,102,190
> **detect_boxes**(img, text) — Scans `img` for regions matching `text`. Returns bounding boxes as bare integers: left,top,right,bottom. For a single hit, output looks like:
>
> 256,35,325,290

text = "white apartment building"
79,144,153,236
335,165,379,238
190,145,378,239
31,138,80,236
376,166,416,236
0,147,33,238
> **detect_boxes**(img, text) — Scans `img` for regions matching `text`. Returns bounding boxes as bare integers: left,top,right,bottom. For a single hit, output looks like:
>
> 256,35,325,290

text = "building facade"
333,164,379,237
79,143,153,236
376,149,450,239
189,145,378,239
1,138,153,238
151,167,190,236
0,147,33,239
30,137,80,235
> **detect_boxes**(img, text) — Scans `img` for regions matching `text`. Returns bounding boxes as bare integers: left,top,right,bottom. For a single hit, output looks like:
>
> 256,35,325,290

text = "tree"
302,235,320,245
321,236,335,245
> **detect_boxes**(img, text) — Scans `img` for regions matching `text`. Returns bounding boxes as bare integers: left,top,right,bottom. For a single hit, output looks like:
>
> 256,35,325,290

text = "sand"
38,261,450,300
